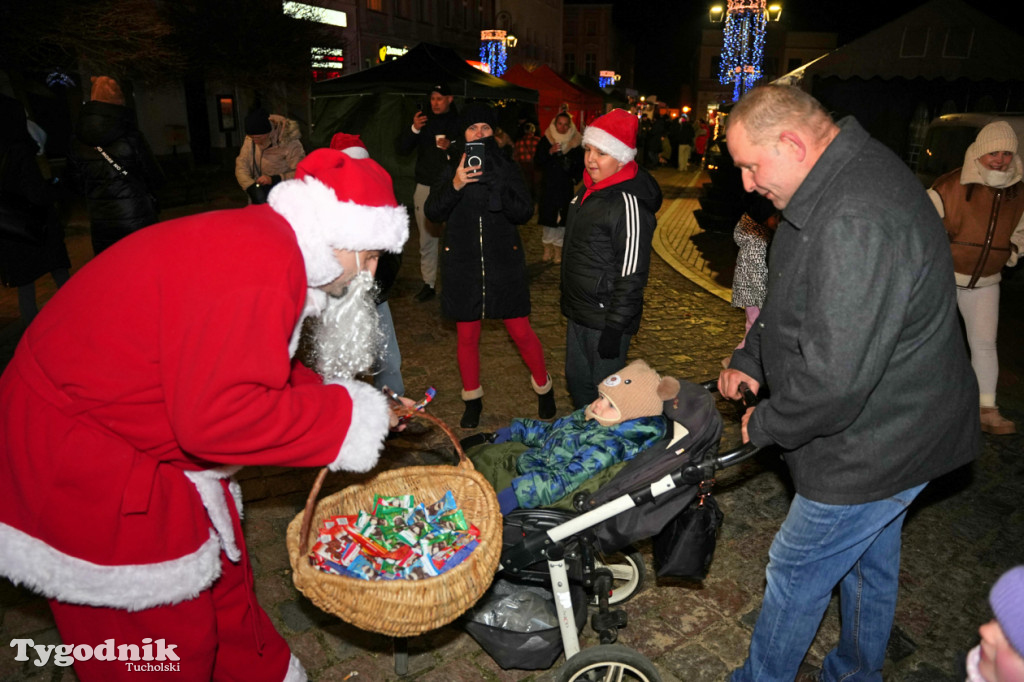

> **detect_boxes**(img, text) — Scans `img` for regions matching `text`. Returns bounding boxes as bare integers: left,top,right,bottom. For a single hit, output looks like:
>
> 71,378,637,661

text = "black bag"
246,182,271,205
0,151,45,245
0,194,45,245
653,483,724,580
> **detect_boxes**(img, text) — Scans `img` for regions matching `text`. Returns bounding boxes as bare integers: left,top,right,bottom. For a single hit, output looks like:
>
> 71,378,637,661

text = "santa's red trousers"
48,483,293,681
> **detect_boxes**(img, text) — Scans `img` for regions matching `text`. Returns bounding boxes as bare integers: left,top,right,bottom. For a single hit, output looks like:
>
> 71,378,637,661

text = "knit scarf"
544,116,582,151
581,160,638,203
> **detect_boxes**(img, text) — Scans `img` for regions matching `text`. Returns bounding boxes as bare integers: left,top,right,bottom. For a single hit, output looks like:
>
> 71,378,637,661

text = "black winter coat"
425,137,534,321
534,137,583,227
560,165,662,335
68,101,163,255
396,105,461,186
0,95,70,288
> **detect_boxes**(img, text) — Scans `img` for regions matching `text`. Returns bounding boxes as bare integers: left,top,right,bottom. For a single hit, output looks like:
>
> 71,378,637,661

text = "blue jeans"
731,483,927,682
372,301,404,396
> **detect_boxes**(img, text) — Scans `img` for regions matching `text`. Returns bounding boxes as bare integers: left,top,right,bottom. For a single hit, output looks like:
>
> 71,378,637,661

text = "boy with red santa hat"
0,148,409,681
560,108,663,409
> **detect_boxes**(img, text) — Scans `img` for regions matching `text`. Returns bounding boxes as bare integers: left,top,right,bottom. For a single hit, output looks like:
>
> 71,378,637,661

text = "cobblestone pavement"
1,167,1023,681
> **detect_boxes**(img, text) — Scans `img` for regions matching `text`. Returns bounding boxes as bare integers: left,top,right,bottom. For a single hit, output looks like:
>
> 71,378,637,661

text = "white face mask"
975,162,1016,188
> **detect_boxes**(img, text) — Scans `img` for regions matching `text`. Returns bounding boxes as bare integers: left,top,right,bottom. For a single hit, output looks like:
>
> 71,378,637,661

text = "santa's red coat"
0,205,390,609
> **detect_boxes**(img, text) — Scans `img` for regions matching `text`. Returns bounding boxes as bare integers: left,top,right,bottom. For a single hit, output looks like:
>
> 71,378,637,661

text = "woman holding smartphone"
426,102,556,428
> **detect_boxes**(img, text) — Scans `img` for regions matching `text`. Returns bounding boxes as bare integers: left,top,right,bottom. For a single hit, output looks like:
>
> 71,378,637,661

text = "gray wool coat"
731,117,980,505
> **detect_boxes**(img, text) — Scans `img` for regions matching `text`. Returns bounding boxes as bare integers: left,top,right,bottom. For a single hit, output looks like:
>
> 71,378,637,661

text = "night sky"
600,0,1023,104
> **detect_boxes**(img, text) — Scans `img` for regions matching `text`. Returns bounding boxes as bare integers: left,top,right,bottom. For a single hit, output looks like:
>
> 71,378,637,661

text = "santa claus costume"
0,149,408,680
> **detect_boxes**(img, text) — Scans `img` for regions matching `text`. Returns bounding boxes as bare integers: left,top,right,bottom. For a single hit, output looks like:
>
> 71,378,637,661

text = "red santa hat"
582,108,638,164
329,132,370,159
268,148,409,287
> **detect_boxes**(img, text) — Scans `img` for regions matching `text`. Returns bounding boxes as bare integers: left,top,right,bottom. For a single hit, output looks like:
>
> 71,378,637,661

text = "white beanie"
964,121,1019,168
582,109,639,164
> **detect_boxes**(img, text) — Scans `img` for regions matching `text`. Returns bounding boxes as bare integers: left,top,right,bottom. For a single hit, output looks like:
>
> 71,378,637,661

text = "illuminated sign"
480,29,507,41
283,2,347,27
378,45,409,62
311,47,344,70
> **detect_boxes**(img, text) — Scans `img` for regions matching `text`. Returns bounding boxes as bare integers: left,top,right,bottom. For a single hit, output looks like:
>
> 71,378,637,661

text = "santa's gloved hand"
497,487,520,514
598,326,623,359
492,426,513,444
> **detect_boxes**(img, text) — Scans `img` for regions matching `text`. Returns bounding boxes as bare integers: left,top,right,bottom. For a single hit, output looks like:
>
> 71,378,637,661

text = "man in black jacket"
397,83,460,302
560,109,662,408
718,85,979,682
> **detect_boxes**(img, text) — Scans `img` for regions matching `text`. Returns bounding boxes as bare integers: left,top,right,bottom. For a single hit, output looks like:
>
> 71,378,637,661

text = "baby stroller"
463,378,759,681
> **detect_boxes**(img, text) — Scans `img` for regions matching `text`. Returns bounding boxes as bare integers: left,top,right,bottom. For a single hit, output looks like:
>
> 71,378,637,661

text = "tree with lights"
480,30,509,77
718,0,769,102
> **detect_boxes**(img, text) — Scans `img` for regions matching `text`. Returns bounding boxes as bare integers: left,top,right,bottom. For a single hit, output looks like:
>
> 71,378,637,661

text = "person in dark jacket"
0,94,70,325
534,111,583,263
560,108,662,409
331,131,406,396
718,84,980,682
68,76,163,256
397,82,460,303
425,102,555,428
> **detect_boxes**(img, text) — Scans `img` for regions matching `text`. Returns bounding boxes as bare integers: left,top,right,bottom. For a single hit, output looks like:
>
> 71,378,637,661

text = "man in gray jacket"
719,85,980,682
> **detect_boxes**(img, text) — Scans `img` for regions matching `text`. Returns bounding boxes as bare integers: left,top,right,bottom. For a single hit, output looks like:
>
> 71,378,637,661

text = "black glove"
597,326,623,359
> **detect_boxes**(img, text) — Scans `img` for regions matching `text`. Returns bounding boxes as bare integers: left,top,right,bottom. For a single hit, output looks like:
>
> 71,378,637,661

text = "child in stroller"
465,377,759,681
469,360,680,513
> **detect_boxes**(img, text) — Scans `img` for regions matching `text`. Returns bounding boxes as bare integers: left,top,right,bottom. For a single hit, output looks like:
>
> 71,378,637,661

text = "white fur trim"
0,523,222,611
531,374,553,395
289,289,328,358
284,654,308,682
340,146,369,159
325,379,391,472
461,386,484,401
583,127,637,164
269,176,409,288
184,466,244,563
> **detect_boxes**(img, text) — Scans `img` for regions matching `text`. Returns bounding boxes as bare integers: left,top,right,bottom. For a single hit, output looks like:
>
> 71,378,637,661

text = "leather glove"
598,326,623,359
492,426,513,444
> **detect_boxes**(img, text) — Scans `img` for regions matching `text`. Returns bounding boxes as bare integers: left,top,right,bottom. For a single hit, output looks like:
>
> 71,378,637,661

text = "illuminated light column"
480,29,509,77
718,0,768,102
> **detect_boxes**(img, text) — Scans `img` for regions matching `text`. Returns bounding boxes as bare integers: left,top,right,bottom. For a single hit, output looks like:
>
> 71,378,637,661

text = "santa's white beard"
311,271,384,381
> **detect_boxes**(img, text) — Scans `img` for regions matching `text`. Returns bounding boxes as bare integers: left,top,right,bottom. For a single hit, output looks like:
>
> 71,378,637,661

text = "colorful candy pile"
309,491,480,580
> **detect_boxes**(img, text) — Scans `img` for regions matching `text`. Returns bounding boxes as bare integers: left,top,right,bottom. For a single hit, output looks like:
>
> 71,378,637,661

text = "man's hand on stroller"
718,369,759,402
719,369,760,444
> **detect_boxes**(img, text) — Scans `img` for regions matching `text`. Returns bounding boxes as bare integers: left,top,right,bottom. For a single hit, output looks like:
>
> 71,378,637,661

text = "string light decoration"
599,70,617,88
718,0,768,102
480,30,509,77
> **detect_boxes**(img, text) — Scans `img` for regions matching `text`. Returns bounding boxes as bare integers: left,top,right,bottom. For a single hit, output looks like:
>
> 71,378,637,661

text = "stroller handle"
700,378,758,407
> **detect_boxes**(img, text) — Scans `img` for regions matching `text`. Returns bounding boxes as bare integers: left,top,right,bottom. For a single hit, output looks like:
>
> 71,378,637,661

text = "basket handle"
298,407,471,556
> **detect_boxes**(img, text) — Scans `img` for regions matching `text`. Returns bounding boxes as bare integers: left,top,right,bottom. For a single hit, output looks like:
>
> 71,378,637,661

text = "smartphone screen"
464,141,485,171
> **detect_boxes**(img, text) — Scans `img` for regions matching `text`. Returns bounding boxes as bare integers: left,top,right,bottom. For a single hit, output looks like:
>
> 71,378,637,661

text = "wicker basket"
286,411,501,638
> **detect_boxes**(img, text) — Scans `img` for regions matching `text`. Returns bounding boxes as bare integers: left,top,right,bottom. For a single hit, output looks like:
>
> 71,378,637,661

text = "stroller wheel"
557,644,661,682
591,549,646,606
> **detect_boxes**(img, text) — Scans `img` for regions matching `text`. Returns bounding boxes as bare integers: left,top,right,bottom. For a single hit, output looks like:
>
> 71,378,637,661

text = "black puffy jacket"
425,137,533,321
560,166,662,335
68,101,163,254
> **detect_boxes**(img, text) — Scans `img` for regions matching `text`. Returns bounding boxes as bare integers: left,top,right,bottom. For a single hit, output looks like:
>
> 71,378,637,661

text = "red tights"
456,317,548,392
